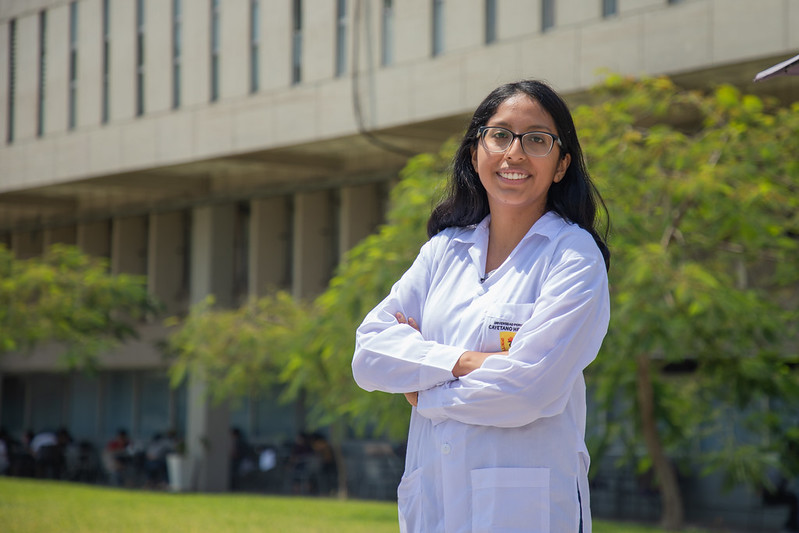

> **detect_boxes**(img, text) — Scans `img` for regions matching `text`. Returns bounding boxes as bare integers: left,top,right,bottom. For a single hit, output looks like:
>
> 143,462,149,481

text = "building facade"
0,0,797,521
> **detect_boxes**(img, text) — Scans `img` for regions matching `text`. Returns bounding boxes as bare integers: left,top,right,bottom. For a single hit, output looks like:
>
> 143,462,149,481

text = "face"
471,93,571,223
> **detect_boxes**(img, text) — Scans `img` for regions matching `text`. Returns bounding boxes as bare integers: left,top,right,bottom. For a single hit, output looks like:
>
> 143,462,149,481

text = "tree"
578,75,799,530
165,144,452,495
165,77,798,522
0,244,159,369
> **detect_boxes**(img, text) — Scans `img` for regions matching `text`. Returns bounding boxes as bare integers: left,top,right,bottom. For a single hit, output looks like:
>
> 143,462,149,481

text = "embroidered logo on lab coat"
488,319,522,350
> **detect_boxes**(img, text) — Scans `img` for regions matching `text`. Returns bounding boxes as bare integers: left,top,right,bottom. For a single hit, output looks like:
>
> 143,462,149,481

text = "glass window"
381,0,393,66
485,0,496,44
30,375,65,432
138,373,171,440
136,0,145,116
292,0,302,84
172,0,181,108
68,1,78,130
335,0,347,76
1,375,25,436
103,373,134,442
250,0,259,93
68,373,100,442
252,389,297,442
541,0,554,32
210,0,220,101
6,18,15,143
602,0,617,17
37,11,46,137
432,0,444,56
102,0,110,123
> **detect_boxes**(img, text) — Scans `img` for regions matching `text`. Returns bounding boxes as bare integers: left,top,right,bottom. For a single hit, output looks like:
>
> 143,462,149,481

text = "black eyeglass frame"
477,126,562,157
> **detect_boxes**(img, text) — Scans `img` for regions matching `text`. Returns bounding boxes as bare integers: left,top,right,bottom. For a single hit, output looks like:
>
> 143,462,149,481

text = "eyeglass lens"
481,127,554,157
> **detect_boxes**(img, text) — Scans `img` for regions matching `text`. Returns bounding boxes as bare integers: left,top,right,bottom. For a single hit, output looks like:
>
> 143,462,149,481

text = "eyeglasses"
478,126,562,157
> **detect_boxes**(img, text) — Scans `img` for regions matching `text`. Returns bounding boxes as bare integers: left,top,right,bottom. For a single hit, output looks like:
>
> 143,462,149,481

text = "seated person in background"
144,432,176,488
103,429,132,486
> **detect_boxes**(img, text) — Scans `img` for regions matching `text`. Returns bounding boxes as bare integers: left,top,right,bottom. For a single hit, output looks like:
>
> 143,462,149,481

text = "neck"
485,207,546,272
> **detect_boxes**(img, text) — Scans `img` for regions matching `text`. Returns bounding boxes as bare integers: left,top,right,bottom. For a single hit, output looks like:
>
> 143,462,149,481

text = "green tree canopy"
167,77,798,527
578,75,799,529
0,244,159,369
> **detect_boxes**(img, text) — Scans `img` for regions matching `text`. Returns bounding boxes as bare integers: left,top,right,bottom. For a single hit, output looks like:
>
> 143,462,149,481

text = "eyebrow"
488,121,555,133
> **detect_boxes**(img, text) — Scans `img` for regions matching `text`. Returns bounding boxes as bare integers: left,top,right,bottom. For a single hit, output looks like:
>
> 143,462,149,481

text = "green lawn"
0,477,703,532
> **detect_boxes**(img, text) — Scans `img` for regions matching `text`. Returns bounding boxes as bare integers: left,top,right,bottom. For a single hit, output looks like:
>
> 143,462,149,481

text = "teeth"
498,172,528,181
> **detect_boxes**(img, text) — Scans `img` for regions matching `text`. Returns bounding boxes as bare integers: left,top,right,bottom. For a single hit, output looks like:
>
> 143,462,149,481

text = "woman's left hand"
404,392,418,406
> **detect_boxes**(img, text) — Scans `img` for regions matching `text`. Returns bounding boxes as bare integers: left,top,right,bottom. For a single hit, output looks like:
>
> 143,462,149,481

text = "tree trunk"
331,420,349,499
636,353,685,531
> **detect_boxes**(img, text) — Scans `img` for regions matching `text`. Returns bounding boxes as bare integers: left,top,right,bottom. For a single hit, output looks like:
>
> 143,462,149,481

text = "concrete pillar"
11,230,44,259
77,220,111,259
186,204,235,492
292,191,335,300
338,183,384,261
189,205,235,307
148,211,187,315
111,216,148,275
248,197,291,297
43,226,77,248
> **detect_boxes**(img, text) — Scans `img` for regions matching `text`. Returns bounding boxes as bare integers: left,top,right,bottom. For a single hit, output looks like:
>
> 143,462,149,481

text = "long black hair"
427,79,610,270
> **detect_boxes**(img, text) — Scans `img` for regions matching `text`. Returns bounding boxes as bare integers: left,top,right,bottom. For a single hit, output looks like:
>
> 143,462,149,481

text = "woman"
352,80,610,533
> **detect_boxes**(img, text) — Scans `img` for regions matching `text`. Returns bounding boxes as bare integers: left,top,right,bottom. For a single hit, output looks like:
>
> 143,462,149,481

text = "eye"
527,134,547,144
489,128,510,140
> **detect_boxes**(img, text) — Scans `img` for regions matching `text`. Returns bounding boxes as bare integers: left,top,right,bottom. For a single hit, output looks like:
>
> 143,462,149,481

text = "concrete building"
0,0,797,521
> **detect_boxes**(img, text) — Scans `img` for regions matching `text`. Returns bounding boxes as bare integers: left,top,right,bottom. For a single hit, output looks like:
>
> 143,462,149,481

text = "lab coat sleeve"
415,240,609,428
352,237,466,394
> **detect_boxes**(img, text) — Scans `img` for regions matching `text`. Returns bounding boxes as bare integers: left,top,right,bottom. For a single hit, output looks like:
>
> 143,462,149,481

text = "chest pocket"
481,303,535,353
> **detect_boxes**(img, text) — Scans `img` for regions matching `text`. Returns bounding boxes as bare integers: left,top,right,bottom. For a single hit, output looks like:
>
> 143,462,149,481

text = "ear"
471,144,478,170
553,153,571,183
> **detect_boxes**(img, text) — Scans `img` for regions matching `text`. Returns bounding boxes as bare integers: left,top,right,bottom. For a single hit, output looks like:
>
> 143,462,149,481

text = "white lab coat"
352,211,610,533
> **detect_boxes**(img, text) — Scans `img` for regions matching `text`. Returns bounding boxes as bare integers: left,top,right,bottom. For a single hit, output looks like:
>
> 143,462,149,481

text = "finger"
407,317,420,331
403,392,418,407
395,312,407,324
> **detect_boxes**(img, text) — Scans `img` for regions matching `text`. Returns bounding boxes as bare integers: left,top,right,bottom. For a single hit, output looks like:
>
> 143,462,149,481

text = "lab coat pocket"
397,467,423,533
471,467,550,533
482,303,535,352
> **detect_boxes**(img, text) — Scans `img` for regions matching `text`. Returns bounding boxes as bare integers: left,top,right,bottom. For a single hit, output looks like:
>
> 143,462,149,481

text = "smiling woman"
352,80,610,533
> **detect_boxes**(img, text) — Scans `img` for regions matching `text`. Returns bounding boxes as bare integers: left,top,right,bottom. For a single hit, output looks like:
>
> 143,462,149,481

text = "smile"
497,171,530,181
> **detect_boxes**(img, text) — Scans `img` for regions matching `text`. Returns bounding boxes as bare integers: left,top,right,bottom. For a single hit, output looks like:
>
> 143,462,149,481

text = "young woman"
352,80,610,533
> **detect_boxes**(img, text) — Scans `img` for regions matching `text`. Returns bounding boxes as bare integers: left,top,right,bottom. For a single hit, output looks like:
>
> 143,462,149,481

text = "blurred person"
144,432,176,488
104,429,132,486
0,428,9,474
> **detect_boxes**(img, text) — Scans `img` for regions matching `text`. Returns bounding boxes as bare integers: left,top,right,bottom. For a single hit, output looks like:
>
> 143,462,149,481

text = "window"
292,0,302,84
485,0,497,44
68,1,78,130
602,0,616,17
210,0,220,101
102,0,110,123
541,0,554,32
37,11,46,137
432,0,444,57
136,0,145,116
335,0,347,77
172,0,181,108
381,0,393,66
250,0,259,93
6,19,15,144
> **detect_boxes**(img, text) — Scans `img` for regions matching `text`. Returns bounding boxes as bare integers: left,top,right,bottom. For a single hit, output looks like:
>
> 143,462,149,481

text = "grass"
0,477,706,533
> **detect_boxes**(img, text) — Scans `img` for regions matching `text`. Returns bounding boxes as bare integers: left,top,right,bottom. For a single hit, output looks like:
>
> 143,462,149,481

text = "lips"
497,171,530,181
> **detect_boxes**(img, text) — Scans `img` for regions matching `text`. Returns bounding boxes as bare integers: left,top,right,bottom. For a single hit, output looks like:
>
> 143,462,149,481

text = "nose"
505,136,526,159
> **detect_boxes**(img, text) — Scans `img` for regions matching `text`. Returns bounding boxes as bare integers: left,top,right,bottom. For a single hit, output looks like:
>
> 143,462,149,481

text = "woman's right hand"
395,311,507,378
